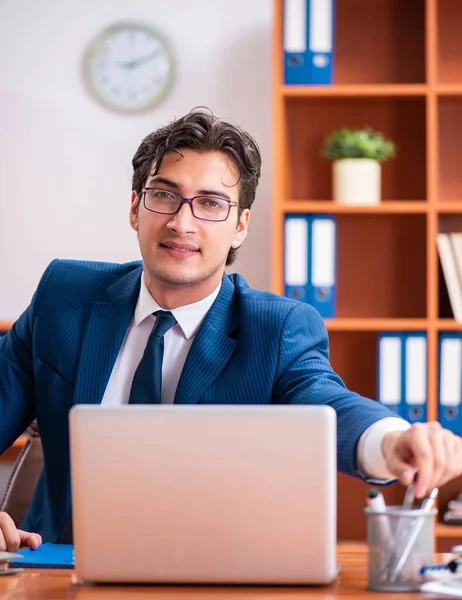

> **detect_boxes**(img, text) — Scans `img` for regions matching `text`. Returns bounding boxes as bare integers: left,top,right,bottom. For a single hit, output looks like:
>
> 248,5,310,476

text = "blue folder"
402,332,427,424
284,214,310,303
438,332,462,435
8,543,74,569
284,214,337,317
283,0,335,85
376,332,403,417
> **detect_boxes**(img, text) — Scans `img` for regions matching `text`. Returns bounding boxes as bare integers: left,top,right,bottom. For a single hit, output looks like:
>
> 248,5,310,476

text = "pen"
388,487,438,583
376,479,417,581
366,488,394,549
420,559,462,577
402,479,416,510
394,480,416,552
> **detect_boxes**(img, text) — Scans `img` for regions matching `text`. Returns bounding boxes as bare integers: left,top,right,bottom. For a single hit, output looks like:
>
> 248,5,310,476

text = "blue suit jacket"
0,260,394,542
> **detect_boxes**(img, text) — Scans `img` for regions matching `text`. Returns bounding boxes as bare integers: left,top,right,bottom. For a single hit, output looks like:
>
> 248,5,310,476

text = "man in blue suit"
1,108,461,551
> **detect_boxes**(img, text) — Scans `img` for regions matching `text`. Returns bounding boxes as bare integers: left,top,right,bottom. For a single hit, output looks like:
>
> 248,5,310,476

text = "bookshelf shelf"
437,319,462,330
273,0,460,549
282,201,429,214
437,85,462,96
282,84,428,98
12,434,27,449
0,435,28,464
435,524,462,539
325,319,429,332
437,203,462,213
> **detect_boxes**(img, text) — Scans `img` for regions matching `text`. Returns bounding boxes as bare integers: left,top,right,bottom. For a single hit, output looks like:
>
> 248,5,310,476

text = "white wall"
0,0,273,320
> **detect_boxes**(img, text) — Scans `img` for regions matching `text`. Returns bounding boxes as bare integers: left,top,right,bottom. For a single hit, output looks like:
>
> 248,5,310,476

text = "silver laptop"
69,404,337,585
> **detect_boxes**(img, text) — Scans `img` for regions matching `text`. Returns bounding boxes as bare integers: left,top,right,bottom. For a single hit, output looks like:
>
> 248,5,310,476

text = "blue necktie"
128,310,177,405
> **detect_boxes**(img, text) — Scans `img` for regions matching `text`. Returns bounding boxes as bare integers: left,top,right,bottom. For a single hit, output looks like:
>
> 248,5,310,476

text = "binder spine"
308,0,335,84
284,215,310,301
403,332,427,424
309,215,336,318
283,0,335,85
283,0,308,84
438,332,462,435
377,333,403,416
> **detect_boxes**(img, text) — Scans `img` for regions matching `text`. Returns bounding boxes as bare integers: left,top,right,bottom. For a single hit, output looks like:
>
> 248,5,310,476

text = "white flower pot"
333,159,381,206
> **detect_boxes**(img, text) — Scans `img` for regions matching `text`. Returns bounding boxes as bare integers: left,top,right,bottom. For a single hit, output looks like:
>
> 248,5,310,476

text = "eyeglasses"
142,188,238,222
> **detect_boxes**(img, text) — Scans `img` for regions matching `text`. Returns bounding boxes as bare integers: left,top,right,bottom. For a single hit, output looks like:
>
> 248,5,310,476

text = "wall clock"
83,22,175,113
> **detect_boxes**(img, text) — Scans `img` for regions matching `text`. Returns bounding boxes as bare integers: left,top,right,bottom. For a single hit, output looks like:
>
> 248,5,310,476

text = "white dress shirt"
102,276,221,406
102,275,410,480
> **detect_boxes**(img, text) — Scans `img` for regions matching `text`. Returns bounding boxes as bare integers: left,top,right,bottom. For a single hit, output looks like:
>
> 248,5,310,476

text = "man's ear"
130,191,139,231
231,209,250,249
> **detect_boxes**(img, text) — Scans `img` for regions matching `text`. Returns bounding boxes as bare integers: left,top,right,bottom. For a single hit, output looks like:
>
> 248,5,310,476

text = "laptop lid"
69,404,337,584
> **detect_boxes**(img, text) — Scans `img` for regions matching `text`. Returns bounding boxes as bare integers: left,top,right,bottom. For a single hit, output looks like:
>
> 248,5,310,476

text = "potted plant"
322,127,396,206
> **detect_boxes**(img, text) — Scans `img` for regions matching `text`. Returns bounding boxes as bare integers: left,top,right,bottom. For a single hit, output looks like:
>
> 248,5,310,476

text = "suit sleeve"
273,302,398,477
0,261,58,453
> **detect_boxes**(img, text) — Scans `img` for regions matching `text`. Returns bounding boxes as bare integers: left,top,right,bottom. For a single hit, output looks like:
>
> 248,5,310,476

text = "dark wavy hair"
131,107,261,265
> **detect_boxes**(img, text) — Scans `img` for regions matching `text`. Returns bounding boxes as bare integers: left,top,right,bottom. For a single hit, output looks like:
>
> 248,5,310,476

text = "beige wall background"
0,0,273,321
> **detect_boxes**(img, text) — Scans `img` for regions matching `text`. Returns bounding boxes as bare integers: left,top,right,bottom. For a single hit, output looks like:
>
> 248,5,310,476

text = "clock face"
83,22,175,113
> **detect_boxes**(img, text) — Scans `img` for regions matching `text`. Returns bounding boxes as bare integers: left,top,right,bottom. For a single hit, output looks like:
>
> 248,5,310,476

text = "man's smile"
159,240,200,258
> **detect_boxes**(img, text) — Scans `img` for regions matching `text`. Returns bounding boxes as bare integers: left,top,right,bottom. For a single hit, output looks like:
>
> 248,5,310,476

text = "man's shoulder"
223,273,326,342
35,259,143,308
227,273,317,316
41,258,142,286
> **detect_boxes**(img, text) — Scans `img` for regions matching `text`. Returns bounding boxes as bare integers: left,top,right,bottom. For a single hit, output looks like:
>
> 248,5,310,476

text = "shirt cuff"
357,417,411,480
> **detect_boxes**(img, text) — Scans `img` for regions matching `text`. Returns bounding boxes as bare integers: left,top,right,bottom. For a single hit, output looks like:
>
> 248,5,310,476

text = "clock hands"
114,49,162,70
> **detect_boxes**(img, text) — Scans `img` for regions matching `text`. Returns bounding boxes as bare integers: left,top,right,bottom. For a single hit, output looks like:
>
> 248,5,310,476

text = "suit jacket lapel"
175,275,238,405
73,266,142,406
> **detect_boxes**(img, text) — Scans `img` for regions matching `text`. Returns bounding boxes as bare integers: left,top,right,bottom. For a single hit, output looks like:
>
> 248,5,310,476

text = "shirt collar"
134,275,222,340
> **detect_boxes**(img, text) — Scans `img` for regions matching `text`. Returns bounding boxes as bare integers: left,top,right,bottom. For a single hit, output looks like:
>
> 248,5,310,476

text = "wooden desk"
0,547,423,599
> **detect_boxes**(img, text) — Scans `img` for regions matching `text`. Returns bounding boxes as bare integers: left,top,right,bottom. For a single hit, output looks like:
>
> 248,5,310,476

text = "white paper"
421,580,462,597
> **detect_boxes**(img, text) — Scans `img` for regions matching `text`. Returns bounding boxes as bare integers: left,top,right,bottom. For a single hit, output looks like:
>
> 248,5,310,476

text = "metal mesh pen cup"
364,506,436,592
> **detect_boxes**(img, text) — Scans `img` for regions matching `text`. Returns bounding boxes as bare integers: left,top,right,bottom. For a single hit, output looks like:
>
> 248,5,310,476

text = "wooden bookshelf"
0,435,27,463
282,201,430,213
283,84,428,97
324,319,429,332
436,524,462,538
272,0,462,551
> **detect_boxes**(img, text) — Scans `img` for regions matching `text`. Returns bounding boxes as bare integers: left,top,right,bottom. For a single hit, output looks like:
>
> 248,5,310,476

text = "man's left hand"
382,422,462,498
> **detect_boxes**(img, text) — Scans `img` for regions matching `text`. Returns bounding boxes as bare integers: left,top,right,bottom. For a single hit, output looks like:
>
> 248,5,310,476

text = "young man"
0,108,461,551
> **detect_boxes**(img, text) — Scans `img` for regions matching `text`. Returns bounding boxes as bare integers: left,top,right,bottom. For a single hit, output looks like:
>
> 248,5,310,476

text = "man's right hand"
0,512,42,552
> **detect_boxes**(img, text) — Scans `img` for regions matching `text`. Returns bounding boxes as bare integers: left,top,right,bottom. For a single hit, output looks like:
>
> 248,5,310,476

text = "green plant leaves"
322,127,396,162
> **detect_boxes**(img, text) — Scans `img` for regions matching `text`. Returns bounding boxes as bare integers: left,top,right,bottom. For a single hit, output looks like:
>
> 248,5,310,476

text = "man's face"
130,149,250,303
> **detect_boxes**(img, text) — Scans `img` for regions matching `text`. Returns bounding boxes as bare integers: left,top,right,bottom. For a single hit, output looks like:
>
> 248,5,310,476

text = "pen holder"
364,506,437,592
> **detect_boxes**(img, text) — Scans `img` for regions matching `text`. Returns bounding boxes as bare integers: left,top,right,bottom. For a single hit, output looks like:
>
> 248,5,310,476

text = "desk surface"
0,547,424,599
